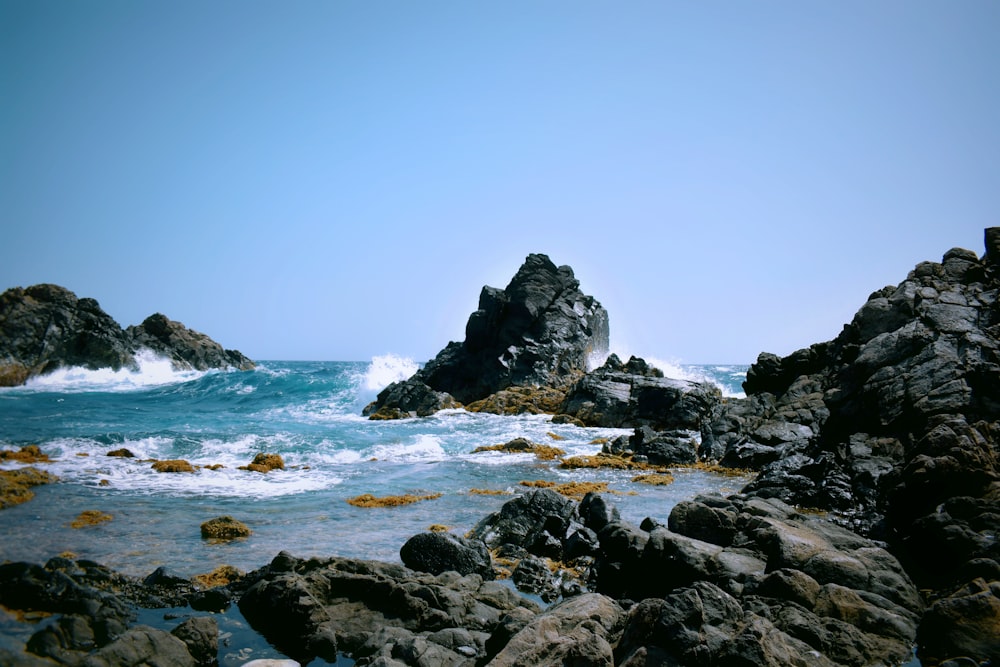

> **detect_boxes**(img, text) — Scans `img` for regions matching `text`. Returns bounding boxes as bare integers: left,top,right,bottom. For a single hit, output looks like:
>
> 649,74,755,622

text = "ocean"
0,354,751,663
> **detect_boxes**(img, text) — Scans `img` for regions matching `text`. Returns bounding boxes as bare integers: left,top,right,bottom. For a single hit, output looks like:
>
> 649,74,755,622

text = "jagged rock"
365,254,609,418
698,229,1000,663
126,313,254,372
399,532,493,579
589,494,922,666
0,284,253,386
467,489,577,558
560,354,721,430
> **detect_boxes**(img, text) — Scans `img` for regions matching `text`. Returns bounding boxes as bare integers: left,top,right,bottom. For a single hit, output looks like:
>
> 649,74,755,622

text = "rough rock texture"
700,229,1000,664
237,552,539,665
560,354,722,431
400,532,494,579
595,493,922,667
365,254,609,417
0,284,254,386
486,593,625,666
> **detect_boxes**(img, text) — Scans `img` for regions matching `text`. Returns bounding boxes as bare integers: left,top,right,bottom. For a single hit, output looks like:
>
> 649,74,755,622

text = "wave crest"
20,349,207,392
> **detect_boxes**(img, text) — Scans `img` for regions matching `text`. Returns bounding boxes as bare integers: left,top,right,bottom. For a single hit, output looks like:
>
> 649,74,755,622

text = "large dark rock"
467,488,578,559
126,313,255,372
593,493,923,667
400,532,494,579
365,254,609,416
237,552,538,665
698,229,1000,663
0,284,253,386
560,354,721,430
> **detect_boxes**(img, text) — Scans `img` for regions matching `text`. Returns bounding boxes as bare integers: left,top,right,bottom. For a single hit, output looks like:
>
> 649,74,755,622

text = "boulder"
200,516,251,540
365,254,609,417
400,532,493,579
0,284,253,386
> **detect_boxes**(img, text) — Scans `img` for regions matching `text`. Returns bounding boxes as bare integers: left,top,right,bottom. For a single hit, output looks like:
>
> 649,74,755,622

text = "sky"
2,1,998,364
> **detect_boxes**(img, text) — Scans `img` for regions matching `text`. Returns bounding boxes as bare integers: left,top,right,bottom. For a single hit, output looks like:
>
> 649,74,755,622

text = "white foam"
19,349,207,392
363,354,418,392
366,434,446,462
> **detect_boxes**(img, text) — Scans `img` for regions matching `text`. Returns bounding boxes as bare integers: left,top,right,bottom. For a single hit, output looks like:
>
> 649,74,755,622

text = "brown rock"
200,516,251,540
152,459,196,473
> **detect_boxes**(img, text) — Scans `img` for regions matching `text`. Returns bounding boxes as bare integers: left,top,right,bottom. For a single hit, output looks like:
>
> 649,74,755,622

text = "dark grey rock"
400,532,493,579
366,254,609,416
0,284,253,386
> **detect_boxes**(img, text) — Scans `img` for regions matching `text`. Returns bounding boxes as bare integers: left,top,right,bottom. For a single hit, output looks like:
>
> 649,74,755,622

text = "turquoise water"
0,356,750,580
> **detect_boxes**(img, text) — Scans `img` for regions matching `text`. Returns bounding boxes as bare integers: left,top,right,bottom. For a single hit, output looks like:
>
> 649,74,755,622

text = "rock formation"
365,253,610,418
702,228,1000,663
0,283,254,386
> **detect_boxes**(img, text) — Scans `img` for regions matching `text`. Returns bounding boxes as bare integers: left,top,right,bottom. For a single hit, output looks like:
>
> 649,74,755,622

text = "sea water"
0,354,749,577
0,355,750,662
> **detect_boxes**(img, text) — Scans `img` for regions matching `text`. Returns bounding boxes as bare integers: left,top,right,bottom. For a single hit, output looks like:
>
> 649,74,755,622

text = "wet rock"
126,312,254,372
918,577,1000,664
239,453,285,473
170,616,218,667
590,494,922,666
200,516,251,540
151,459,196,473
0,467,58,509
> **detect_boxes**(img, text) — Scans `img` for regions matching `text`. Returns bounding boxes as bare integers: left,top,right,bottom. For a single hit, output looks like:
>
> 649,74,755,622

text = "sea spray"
20,348,207,392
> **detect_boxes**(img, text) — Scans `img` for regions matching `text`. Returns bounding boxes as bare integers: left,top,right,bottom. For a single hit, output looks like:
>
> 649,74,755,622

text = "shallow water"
0,357,750,580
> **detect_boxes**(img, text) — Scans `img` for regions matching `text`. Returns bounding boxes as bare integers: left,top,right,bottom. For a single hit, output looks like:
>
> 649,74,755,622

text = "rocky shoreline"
0,284,254,387
2,234,999,665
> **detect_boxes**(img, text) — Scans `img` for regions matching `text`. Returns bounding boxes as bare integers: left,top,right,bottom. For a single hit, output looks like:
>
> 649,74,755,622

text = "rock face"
365,254,609,417
701,228,1000,664
0,283,254,386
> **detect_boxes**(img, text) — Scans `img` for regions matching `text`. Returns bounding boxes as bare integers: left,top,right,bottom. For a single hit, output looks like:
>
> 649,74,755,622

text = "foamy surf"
17,349,208,393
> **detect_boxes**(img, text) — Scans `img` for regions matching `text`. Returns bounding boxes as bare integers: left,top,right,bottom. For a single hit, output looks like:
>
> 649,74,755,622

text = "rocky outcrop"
237,551,539,665
125,312,255,373
365,254,609,418
559,354,722,430
0,284,254,386
700,228,1000,664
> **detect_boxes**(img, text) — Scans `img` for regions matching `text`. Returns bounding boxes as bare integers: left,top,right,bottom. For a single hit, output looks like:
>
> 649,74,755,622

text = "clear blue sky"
2,1,998,364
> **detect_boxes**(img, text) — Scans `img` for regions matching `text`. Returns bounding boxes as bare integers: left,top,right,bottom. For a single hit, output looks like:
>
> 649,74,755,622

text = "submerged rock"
365,254,609,417
200,516,251,540
0,283,254,387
